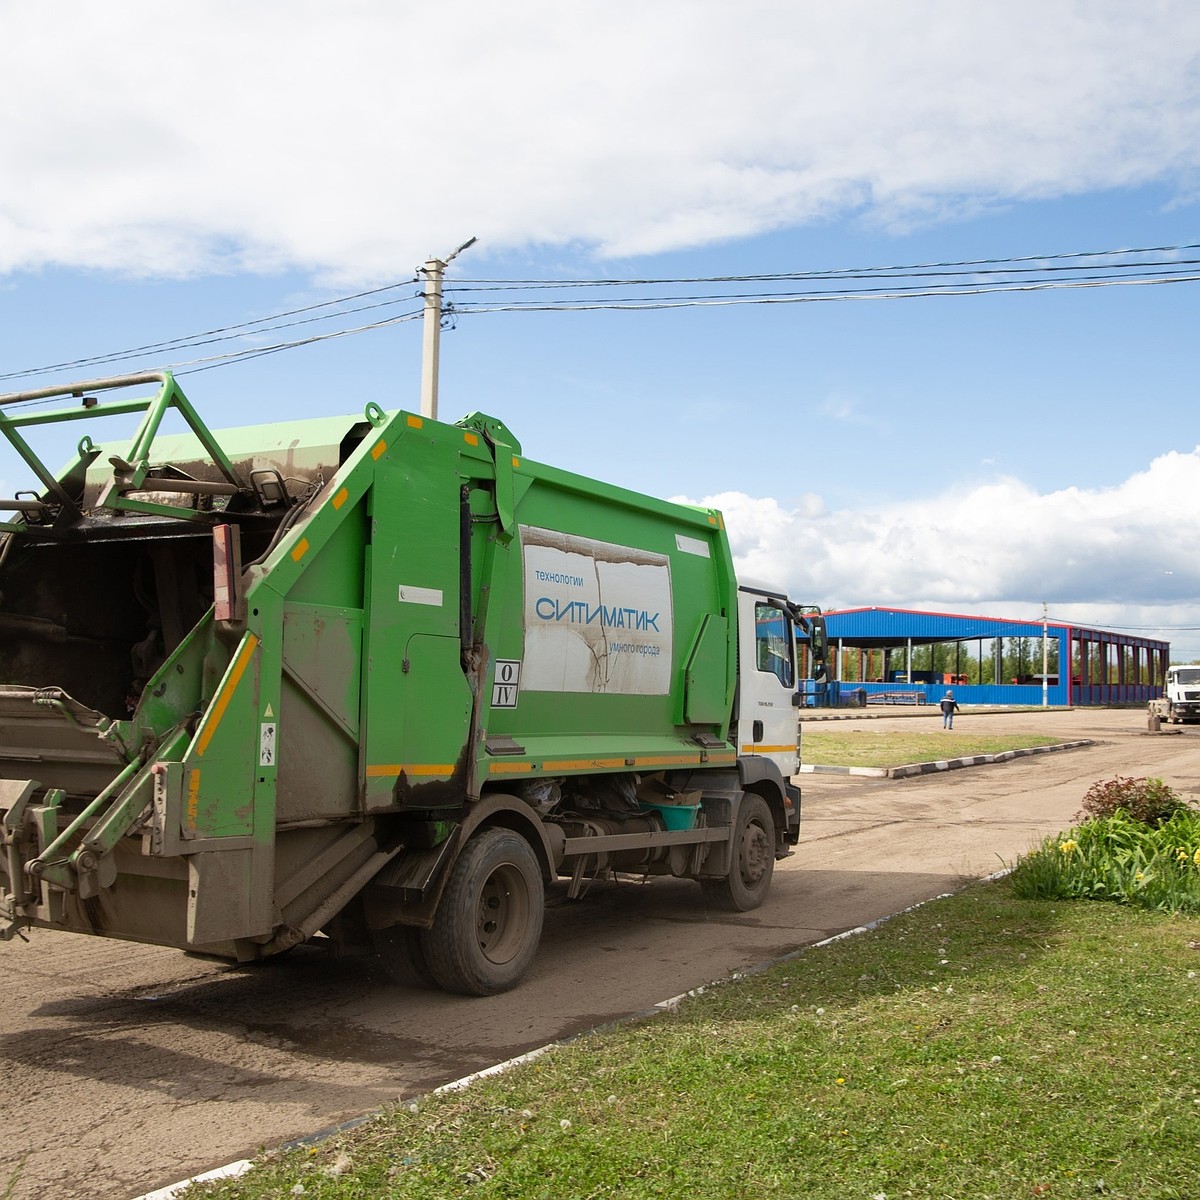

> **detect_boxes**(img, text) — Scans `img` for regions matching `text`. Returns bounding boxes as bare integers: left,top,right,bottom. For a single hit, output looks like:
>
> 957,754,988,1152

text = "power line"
444,244,1200,310
449,241,1200,286
445,270,1200,314
172,309,425,375
0,276,421,383
1080,622,1200,631
5,241,1200,383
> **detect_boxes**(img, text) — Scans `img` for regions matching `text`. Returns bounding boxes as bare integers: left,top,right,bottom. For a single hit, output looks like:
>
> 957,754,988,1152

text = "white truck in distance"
1149,665,1200,724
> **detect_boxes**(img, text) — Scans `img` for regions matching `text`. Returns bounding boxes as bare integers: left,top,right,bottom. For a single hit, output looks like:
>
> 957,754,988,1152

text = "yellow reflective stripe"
488,751,734,776
633,753,728,767
290,537,310,562
740,744,796,754
186,769,201,828
545,757,627,770
365,763,455,778
332,486,349,510
196,634,259,756
371,439,387,459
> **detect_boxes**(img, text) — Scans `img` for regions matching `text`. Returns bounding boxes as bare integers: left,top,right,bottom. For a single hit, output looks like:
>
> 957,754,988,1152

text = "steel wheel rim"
475,861,531,965
739,819,770,886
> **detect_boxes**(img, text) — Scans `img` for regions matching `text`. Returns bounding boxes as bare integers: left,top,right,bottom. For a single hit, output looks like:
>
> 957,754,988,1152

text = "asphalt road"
2,707,1195,1200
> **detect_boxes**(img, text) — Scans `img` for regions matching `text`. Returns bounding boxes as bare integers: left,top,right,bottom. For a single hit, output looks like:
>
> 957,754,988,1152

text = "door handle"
752,719,764,742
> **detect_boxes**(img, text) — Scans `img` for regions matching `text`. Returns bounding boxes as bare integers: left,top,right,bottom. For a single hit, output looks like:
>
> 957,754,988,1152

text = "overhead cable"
6,241,1200,381
445,270,1200,314
172,310,425,375
0,277,421,383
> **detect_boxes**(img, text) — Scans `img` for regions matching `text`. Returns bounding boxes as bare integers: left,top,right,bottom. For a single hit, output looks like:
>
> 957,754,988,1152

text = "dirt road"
2,707,1195,1199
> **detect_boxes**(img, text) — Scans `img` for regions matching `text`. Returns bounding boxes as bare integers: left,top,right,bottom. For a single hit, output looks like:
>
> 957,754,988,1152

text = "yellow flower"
1058,839,1077,855
1178,849,1189,863
1194,848,1200,867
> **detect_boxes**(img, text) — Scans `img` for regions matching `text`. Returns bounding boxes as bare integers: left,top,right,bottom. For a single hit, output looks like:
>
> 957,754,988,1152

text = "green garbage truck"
0,372,820,994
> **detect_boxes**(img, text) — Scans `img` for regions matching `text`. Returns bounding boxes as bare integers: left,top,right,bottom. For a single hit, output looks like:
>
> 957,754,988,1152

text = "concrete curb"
132,868,1017,1200
800,762,890,777
798,738,1094,779
801,709,927,721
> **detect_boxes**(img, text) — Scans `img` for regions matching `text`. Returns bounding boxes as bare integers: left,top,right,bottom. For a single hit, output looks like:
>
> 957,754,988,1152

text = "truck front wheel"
421,828,545,995
702,793,775,912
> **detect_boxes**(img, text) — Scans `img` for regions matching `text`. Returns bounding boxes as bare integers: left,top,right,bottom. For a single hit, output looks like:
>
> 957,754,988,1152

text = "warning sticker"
259,723,277,767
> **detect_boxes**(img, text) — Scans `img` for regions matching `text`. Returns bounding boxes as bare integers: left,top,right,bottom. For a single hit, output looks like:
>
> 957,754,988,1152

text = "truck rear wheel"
373,923,437,990
421,828,544,996
702,793,774,912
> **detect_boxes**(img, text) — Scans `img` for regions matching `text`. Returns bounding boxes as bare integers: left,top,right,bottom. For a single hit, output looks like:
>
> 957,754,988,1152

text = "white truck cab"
735,582,805,780
1151,665,1200,724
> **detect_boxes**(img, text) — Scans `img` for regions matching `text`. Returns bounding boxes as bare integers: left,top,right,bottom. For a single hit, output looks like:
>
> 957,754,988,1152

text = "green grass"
188,881,1200,1200
802,728,1062,767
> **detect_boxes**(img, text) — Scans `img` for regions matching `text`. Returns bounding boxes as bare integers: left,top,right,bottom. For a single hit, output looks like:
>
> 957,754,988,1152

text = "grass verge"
188,880,1200,1200
802,729,1062,768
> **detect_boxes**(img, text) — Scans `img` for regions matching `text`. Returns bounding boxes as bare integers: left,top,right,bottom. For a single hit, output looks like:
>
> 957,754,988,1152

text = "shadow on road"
2,864,985,1096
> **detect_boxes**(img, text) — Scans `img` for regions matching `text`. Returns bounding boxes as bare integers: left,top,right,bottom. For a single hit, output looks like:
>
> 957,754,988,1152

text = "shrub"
1076,775,1190,827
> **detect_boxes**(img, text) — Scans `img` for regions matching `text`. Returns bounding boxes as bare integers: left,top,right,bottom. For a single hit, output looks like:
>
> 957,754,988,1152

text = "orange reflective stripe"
196,634,259,756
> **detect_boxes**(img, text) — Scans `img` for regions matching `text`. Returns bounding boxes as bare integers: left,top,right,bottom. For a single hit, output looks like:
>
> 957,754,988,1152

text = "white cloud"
676,447,1200,655
0,1,1198,280
816,392,885,430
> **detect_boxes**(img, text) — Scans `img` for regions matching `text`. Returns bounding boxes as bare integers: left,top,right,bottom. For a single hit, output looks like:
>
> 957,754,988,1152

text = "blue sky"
2,1,1200,654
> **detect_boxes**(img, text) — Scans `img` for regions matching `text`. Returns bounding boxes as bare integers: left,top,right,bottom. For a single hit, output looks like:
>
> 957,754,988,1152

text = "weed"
1,1157,25,1200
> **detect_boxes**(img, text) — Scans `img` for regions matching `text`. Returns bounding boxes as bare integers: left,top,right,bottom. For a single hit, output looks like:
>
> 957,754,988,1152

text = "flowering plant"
1014,808,1200,913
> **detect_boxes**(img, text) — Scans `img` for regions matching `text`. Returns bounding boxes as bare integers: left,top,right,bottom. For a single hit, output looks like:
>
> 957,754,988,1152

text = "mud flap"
187,849,258,945
361,835,458,930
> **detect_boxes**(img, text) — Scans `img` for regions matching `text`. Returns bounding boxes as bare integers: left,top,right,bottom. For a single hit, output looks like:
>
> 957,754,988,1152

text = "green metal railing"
0,371,245,530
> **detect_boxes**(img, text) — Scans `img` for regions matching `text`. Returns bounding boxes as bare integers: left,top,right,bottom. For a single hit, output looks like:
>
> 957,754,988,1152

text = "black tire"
420,828,544,996
702,793,775,912
373,922,437,990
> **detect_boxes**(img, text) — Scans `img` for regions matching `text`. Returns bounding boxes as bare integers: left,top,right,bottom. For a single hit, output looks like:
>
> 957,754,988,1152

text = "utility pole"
1042,601,1049,708
419,236,477,420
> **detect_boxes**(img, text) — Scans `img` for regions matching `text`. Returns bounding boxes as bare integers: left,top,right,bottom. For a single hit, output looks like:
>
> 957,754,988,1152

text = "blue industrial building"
813,606,1168,708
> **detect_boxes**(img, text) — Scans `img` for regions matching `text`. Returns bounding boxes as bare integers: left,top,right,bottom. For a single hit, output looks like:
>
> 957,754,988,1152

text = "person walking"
940,690,960,729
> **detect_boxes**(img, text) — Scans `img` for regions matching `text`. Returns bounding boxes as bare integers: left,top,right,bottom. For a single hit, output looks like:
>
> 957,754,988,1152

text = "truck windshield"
1173,668,1200,685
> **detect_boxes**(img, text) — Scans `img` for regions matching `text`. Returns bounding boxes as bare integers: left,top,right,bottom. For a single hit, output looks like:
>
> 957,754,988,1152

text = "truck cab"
735,583,802,781
1153,665,1200,724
